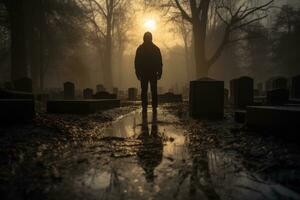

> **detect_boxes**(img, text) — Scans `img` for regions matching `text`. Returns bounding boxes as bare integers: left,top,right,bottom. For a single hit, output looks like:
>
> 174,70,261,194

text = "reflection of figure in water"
137,111,163,182
135,32,163,113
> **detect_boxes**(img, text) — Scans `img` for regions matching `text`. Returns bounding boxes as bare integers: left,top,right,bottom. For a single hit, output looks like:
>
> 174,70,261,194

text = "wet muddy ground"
1,104,300,200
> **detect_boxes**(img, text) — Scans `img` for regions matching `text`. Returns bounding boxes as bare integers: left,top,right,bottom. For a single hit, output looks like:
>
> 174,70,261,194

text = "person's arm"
157,48,163,80
134,47,141,80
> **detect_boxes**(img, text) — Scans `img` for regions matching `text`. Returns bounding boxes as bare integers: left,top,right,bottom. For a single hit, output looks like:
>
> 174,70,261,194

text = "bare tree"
159,0,274,78
78,0,126,89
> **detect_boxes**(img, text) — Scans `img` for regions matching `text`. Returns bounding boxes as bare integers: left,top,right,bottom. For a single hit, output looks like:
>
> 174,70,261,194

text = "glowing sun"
144,19,157,31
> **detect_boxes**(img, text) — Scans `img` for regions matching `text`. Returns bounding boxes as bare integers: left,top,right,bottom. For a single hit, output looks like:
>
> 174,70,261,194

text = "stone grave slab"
247,106,300,131
158,92,182,103
189,77,224,119
64,82,75,99
47,99,120,114
0,99,35,123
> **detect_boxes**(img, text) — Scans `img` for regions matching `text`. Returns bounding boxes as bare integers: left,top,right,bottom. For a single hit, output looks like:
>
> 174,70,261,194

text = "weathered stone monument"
83,88,93,99
158,92,182,103
190,77,224,119
64,82,75,99
230,76,254,108
13,77,32,92
128,88,138,100
292,75,300,98
96,84,106,92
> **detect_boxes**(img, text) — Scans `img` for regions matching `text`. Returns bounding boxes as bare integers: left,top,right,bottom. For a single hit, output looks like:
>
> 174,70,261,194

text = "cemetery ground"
1,103,300,200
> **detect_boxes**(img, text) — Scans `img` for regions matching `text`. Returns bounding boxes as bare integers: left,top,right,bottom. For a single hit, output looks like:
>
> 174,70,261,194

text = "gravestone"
230,76,254,108
230,79,237,104
83,88,93,99
64,82,75,99
267,89,289,105
224,88,229,105
266,76,288,91
13,77,32,92
128,88,138,100
94,91,117,99
292,75,300,98
190,77,224,119
158,92,182,103
96,84,106,92
272,77,288,89
257,83,263,95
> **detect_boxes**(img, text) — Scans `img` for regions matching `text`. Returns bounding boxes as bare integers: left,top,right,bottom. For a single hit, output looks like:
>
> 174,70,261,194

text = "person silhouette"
137,111,163,183
135,32,163,113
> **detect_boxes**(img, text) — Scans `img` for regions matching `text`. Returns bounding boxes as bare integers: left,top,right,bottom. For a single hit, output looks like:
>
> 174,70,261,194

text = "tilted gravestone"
230,76,254,108
96,84,106,92
64,82,75,99
94,91,117,99
128,88,138,100
83,88,93,99
189,77,224,119
14,77,32,92
292,75,300,98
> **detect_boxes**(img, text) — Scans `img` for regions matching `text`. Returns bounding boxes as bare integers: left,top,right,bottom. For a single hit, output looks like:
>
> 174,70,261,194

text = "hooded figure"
135,32,163,112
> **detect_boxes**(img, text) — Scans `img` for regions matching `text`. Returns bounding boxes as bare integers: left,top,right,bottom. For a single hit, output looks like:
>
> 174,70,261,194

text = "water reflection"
137,111,163,182
58,109,300,200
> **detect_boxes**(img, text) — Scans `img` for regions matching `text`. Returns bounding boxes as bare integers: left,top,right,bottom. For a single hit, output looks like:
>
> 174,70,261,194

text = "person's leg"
150,79,158,111
141,79,149,111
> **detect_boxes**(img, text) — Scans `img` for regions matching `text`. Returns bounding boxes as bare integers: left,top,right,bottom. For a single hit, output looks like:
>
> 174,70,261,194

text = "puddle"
52,109,300,200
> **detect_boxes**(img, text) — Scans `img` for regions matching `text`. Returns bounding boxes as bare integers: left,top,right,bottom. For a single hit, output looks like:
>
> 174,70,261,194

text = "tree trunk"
193,23,209,78
9,0,28,81
104,13,113,90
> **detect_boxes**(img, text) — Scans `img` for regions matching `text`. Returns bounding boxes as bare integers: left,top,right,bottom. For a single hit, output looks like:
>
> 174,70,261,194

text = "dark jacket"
135,42,163,80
